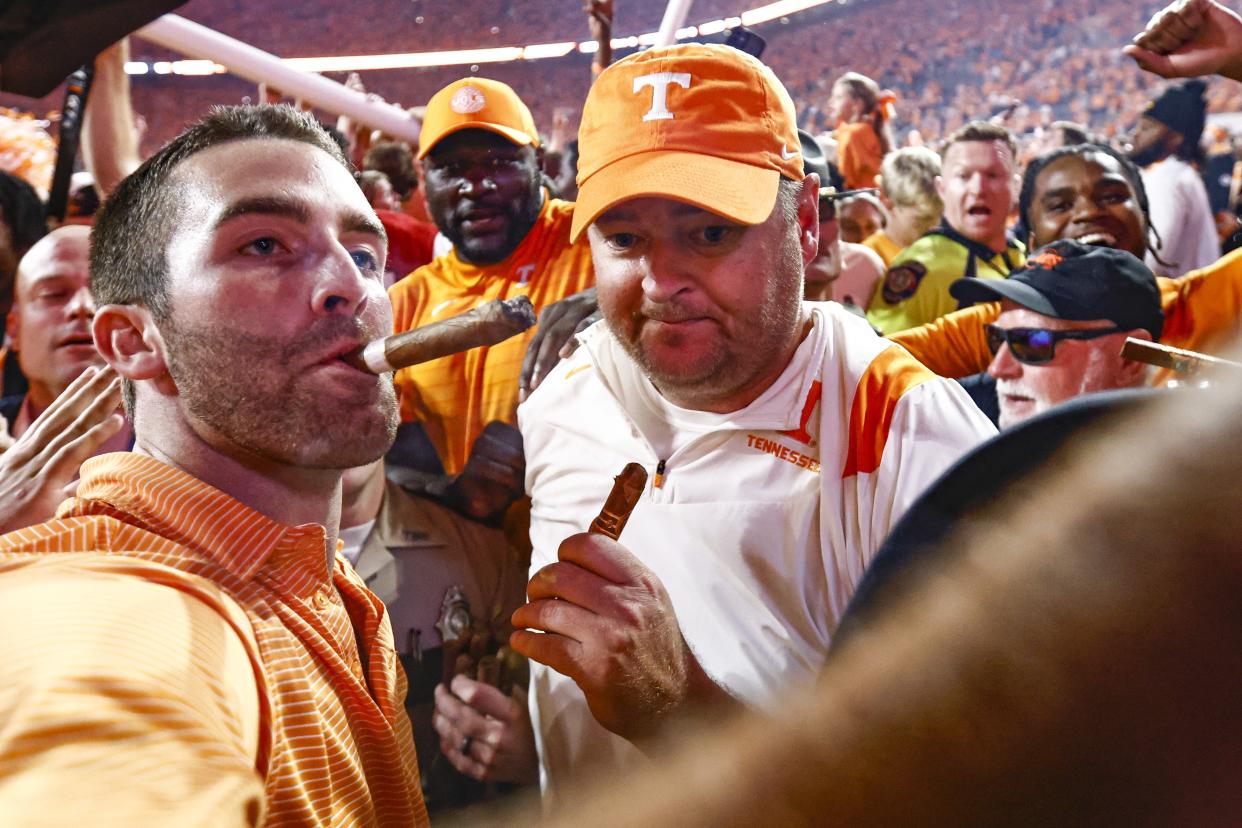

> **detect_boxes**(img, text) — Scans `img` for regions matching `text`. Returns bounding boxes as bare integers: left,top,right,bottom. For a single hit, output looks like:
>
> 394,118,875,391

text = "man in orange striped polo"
0,106,427,826
510,44,997,798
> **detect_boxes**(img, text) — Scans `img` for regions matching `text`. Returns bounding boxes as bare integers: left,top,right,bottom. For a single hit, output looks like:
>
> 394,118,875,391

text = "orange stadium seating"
5,0,1242,162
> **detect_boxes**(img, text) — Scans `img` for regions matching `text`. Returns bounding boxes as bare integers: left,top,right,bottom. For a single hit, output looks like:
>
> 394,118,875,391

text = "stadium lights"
284,47,523,72
124,0,837,75
742,0,832,26
171,59,223,75
522,41,578,60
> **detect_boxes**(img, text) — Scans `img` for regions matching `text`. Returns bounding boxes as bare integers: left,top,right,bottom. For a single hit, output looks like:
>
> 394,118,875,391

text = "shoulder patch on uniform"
881,261,927,305
842,345,937,478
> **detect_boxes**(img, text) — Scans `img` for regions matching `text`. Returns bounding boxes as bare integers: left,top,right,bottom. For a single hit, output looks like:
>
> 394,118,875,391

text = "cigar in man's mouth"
342,295,537,374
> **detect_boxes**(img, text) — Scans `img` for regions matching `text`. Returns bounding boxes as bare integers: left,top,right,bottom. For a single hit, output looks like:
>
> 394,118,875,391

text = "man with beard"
953,241,1160,429
1128,80,1219,277
890,142,1242,384
867,122,1026,334
387,78,595,521
0,106,428,826
510,44,994,798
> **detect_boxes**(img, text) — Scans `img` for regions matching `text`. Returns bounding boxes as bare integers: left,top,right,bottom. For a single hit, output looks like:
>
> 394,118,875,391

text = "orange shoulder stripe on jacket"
842,345,936,478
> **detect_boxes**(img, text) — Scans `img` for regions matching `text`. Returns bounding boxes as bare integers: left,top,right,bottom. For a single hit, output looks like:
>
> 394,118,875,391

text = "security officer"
867,121,1025,334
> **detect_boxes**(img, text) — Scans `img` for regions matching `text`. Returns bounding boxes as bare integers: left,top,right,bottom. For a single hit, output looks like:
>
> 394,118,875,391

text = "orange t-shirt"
0,453,429,827
389,197,595,475
835,122,884,190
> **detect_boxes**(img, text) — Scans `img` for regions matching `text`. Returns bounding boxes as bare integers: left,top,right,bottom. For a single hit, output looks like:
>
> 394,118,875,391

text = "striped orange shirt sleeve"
0,556,265,827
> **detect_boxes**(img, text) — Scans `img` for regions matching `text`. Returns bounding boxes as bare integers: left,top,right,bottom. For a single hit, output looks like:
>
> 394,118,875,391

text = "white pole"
136,15,421,143
654,0,695,48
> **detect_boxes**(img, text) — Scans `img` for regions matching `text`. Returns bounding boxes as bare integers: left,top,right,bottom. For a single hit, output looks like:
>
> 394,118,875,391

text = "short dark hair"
941,121,1019,163
363,141,416,199
92,104,349,321
0,170,46,318
1051,121,1091,146
1017,142,1165,264
0,171,46,253
90,105,349,415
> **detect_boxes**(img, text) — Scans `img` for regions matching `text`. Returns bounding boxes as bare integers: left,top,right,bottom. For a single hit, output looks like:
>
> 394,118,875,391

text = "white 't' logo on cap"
450,86,486,114
633,72,691,122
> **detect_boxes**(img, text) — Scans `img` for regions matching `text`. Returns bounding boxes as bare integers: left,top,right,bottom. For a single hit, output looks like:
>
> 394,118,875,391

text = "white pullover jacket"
518,301,995,797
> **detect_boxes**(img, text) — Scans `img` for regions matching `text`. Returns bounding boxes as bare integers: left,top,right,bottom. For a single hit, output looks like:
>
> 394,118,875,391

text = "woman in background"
827,72,895,190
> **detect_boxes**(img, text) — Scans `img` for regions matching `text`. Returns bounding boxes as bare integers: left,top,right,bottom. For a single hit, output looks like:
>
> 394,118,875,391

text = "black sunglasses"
985,324,1124,365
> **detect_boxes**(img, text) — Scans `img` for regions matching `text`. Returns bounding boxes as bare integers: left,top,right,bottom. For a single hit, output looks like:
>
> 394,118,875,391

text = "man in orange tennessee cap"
386,77,596,524
505,43,995,798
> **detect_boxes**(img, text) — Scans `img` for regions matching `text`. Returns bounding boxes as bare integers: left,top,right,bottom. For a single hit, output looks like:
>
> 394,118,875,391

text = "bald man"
2,226,129,451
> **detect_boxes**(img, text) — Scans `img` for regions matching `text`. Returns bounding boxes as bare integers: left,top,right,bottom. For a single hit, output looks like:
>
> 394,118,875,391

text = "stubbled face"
591,194,807,413
1128,115,1177,168
421,130,543,265
987,302,1135,429
839,198,883,243
8,225,100,403
158,138,398,469
938,139,1018,249
805,202,842,299
828,83,862,125
1029,152,1146,259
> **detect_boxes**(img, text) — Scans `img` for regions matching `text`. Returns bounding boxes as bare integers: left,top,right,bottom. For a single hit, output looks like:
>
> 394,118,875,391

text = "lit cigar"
344,295,537,374
589,462,648,540
1120,337,1242,376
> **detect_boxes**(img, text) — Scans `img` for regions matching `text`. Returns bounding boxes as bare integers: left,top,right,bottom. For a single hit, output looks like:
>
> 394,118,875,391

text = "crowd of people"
7,0,1233,162
0,0,1240,825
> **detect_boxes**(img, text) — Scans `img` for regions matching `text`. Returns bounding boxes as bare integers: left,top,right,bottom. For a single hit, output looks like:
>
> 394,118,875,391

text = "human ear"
796,174,821,268
91,304,169,384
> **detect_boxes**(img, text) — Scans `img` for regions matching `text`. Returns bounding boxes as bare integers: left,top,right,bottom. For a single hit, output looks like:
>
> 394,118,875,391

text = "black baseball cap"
949,240,1164,340
1145,79,1207,146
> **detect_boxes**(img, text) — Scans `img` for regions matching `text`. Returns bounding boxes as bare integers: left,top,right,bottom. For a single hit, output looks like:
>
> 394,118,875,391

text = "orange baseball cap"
418,77,540,159
571,43,803,242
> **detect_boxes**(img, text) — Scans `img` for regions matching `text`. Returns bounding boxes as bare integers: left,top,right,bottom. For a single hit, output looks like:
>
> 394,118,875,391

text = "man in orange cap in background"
387,77,595,524
505,44,995,799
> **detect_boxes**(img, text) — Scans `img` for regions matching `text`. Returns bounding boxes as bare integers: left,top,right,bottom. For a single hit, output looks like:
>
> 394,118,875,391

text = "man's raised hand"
0,366,123,534
1124,0,1242,81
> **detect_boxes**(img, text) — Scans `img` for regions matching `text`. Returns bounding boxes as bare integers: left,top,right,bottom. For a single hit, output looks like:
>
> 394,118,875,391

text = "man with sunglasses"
951,240,1163,428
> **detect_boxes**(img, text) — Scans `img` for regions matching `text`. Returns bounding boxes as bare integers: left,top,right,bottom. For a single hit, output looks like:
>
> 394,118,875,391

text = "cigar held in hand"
589,462,648,541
